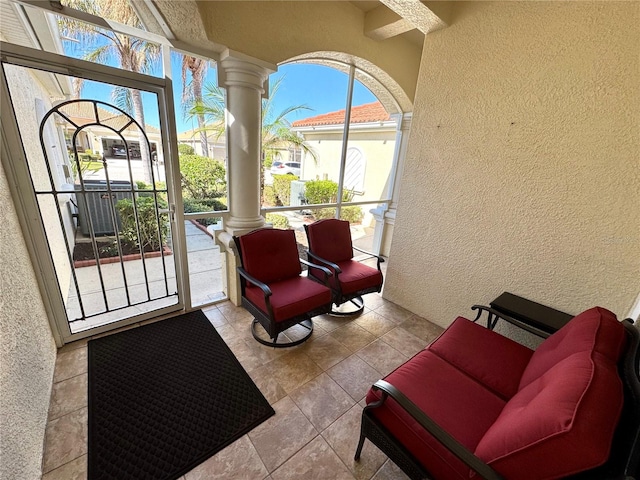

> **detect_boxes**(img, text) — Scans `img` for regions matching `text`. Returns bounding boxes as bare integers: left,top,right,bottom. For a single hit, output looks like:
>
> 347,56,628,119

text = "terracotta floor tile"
322,404,387,480
247,396,318,472
270,436,355,480
327,355,383,403
372,302,414,324
398,316,444,343
354,312,397,337
48,374,87,421
300,335,352,371
42,408,87,474
52,347,87,383
248,365,288,405
268,350,323,393
41,455,87,480
380,327,427,358
184,435,268,480
356,340,408,377
290,373,355,431
330,323,377,352
202,307,228,328
371,459,411,480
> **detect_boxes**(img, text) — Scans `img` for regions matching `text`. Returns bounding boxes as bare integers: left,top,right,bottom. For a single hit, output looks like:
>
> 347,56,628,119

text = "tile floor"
42,294,445,480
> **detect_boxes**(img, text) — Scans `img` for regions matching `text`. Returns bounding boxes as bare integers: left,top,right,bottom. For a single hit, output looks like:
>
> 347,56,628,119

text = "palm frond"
111,86,133,115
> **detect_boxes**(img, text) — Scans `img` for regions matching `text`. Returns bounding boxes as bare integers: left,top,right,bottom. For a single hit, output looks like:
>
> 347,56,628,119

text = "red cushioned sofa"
355,306,640,480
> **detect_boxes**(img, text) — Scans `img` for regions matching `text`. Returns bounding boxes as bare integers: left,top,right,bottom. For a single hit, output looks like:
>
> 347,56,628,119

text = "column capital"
217,53,274,94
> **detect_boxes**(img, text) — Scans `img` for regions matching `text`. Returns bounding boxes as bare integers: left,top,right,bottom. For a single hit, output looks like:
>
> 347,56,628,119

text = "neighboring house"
292,101,397,226
60,101,164,163
177,127,226,161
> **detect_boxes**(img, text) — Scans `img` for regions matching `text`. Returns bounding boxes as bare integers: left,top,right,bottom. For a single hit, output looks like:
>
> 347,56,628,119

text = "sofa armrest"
370,380,504,480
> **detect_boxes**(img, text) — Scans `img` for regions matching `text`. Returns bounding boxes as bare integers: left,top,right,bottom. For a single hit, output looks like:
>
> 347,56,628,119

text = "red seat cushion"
306,218,354,263
429,317,534,399
239,229,301,283
367,350,506,480
245,277,331,322
331,260,383,295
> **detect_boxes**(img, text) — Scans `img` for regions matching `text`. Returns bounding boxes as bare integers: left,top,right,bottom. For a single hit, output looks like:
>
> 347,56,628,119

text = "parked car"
270,161,301,177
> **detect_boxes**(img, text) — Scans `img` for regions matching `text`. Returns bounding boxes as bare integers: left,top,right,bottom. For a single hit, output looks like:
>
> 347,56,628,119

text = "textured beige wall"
0,158,57,479
385,1,640,327
196,0,421,108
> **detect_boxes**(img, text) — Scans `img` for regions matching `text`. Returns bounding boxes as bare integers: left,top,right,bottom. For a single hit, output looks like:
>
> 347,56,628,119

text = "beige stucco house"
292,101,397,226
1,1,639,478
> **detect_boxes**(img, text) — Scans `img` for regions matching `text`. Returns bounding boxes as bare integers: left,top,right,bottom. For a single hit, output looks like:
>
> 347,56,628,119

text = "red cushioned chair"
304,218,384,316
355,306,640,480
234,228,333,347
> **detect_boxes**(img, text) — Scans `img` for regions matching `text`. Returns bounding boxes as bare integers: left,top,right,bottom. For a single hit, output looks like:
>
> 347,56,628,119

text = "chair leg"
251,319,314,348
354,432,366,461
331,296,365,317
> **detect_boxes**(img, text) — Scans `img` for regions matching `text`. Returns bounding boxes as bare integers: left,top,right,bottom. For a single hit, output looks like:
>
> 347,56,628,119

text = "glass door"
1,43,185,342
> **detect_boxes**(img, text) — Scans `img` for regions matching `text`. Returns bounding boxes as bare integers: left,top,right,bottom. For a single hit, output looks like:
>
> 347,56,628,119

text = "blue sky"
175,60,377,133
72,47,377,133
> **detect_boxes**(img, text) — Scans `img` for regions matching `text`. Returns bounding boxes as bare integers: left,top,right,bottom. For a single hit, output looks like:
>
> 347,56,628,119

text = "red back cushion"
519,306,626,389
474,307,626,479
475,352,624,479
306,219,353,263
238,228,301,283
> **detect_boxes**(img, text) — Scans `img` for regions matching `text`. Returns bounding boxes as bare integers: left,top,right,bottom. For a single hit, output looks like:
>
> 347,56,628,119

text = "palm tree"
189,75,317,176
59,0,160,183
181,56,209,157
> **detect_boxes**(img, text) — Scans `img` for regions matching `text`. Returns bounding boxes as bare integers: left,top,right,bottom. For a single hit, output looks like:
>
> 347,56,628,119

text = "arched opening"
260,54,412,257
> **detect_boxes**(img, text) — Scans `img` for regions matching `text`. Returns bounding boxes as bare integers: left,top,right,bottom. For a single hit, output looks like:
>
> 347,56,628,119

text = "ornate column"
215,53,274,304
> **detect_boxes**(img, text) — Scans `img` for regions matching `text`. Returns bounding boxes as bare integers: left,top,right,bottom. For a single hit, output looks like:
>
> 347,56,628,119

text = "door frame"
0,40,188,346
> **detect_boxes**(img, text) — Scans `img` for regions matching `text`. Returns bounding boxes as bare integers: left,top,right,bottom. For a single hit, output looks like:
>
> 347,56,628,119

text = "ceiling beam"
364,4,415,41
378,0,447,35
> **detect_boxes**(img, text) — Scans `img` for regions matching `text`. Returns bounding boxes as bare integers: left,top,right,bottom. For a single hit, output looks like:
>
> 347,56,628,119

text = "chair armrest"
237,267,272,298
352,246,385,270
471,305,551,339
370,380,504,480
300,258,332,283
307,251,342,274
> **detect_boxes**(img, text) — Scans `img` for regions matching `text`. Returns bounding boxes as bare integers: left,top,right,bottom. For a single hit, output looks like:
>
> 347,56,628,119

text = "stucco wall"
0,158,57,479
385,1,640,327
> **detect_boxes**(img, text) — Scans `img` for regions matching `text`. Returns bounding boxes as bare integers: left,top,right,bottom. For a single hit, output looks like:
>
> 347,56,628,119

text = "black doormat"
87,310,275,480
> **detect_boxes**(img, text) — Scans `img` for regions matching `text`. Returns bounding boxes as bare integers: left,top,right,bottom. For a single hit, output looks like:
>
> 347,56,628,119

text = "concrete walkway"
67,220,223,333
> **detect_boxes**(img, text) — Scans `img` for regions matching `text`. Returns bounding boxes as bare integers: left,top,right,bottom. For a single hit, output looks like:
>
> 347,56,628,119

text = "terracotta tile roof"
292,101,391,128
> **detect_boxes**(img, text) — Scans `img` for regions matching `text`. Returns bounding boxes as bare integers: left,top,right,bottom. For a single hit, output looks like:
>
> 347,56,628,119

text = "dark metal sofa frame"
355,306,640,480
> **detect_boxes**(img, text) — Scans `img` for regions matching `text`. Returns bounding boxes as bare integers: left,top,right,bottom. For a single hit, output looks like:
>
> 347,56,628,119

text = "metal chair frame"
304,222,384,316
234,234,333,348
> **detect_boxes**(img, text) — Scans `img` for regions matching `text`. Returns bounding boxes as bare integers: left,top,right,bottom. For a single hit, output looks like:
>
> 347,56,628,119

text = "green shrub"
339,205,364,224
178,144,195,155
116,197,168,251
304,179,338,204
183,197,227,226
304,180,364,224
266,213,290,229
180,154,226,200
312,206,363,223
272,174,298,206
263,185,280,206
